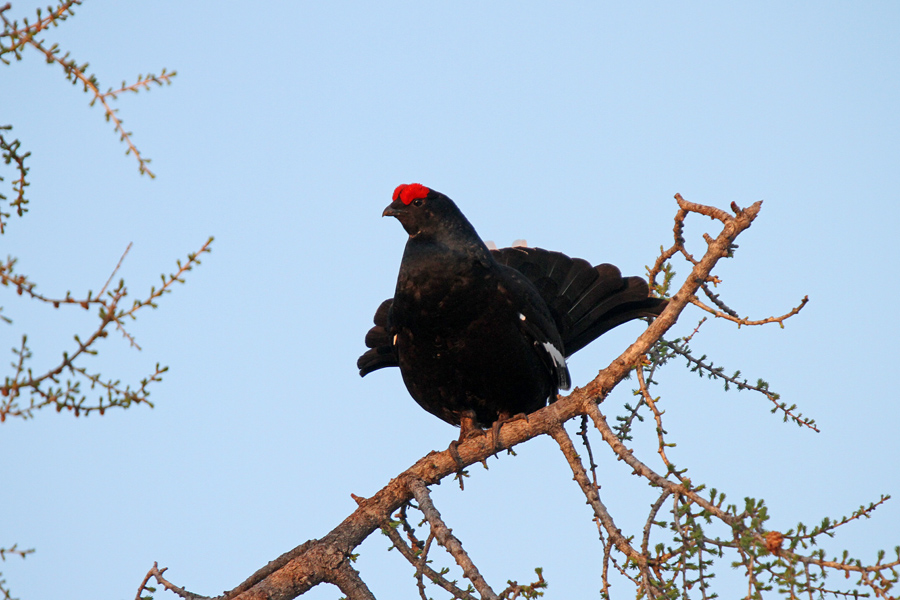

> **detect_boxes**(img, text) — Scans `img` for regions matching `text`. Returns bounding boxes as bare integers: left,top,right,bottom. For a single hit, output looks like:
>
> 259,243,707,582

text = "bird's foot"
447,439,464,469
490,412,530,455
489,419,504,455
457,411,483,441
447,440,467,490
449,412,487,489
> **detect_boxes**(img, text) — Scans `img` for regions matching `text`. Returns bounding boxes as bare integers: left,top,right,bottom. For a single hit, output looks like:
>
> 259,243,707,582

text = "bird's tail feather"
492,247,666,356
358,299,398,376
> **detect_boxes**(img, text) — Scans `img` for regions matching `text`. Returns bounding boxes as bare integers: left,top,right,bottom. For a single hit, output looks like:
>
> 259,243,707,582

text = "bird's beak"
382,202,403,218
382,200,419,236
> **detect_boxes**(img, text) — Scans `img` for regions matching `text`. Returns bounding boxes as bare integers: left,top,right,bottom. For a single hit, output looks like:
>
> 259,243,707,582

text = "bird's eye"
413,198,423,207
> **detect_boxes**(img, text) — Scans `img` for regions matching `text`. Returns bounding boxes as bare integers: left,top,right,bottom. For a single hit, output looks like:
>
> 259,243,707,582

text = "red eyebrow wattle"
392,183,430,205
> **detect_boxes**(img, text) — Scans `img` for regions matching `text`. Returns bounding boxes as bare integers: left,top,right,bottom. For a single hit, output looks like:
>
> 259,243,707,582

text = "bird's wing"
498,266,571,391
357,299,399,376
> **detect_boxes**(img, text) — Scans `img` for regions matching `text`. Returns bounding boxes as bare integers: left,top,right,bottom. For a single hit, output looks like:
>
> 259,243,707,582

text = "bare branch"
641,489,672,557
381,515,476,600
549,424,644,563
135,562,209,600
408,478,499,600
99,242,132,298
549,423,664,598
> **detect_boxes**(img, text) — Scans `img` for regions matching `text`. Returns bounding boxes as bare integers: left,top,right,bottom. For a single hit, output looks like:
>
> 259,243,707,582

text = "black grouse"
358,184,666,439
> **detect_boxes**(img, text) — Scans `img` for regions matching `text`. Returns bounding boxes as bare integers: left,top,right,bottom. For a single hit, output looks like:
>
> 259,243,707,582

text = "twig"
135,562,208,600
576,415,601,492
100,70,176,101
674,193,733,224
1,237,212,420
641,489,672,557
548,423,663,598
0,1,79,54
793,495,892,542
549,424,644,563
0,2,173,176
381,516,476,600
408,478,499,600
0,544,34,560
0,126,31,233
690,294,809,328
661,337,819,431
635,366,684,482
99,242,132,297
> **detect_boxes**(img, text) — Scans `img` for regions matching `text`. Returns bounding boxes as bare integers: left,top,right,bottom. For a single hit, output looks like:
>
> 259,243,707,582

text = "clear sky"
3,2,899,599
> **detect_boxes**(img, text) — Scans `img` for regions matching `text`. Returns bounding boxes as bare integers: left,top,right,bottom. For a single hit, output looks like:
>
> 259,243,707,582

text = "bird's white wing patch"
518,313,570,390
542,342,571,390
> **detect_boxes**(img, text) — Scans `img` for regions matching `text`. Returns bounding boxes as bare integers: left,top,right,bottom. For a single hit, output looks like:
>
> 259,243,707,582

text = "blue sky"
3,2,899,598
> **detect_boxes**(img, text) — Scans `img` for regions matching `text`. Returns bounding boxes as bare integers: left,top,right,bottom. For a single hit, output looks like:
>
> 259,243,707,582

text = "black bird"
358,183,666,439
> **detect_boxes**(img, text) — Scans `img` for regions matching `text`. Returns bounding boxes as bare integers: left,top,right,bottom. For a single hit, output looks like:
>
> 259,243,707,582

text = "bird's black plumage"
358,184,666,437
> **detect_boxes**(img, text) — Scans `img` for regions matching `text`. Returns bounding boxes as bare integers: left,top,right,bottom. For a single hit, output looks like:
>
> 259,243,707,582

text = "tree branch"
408,478,498,600
549,423,663,598
142,196,895,600
329,562,376,600
381,513,476,600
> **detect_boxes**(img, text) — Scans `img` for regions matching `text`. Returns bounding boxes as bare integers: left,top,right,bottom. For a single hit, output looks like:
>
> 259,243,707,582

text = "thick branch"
329,563,376,600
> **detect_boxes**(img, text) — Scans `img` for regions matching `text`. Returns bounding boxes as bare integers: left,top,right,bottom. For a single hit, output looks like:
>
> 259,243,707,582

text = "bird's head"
383,183,476,242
